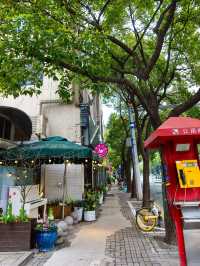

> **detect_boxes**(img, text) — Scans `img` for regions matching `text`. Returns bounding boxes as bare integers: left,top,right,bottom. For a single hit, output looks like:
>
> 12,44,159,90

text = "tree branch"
169,89,200,117
156,27,175,95
142,0,177,80
80,2,99,25
132,0,164,53
97,0,111,23
128,3,147,67
107,35,134,56
158,67,176,102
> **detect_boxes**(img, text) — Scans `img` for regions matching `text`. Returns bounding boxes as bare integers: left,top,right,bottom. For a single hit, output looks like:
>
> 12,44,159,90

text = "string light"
14,160,18,164
49,159,52,163
85,159,88,163
31,160,34,164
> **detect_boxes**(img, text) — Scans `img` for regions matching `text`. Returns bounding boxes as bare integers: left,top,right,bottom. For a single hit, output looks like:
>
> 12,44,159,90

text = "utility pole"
128,103,143,200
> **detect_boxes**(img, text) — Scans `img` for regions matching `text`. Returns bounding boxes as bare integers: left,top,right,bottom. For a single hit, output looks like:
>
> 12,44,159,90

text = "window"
0,116,12,140
176,144,190,152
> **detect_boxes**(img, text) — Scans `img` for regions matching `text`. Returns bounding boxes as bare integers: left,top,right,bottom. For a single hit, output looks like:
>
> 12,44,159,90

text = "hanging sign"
95,143,108,158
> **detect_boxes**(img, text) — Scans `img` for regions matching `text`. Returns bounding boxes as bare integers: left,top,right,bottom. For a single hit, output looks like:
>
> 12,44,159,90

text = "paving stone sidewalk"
0,251,32,266
105,190,179,266
25,187,179,266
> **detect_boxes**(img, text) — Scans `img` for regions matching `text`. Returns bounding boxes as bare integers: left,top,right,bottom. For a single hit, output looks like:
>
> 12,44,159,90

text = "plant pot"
99,193,104,205
74,207,83,222
47,205,72,219
84,210,96,222
0,221,32,251
35,229,57,252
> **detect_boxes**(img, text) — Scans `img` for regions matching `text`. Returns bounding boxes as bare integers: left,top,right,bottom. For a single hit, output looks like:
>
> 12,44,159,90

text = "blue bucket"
123,186,128,192
35,230,57,252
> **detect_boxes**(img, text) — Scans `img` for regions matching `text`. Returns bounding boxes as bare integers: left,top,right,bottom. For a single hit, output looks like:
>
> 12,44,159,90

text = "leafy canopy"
0,0,199,121
105,113,129,169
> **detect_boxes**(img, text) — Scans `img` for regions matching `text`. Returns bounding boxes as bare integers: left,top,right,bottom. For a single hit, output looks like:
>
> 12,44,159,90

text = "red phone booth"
144,117,200,266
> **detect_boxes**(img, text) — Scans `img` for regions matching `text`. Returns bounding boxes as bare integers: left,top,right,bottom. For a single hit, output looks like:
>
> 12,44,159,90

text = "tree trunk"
160,150,176,244
130,154,137,198
142,151,150,208
121,140,126,180
124,148,132,193
150,109,176,245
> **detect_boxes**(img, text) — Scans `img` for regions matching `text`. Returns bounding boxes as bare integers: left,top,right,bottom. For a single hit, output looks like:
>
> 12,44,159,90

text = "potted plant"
84,191,97,222
47,199,61,219
74,200,84,222
96,186,105,205
0,168,35,251
65,196,74,214
47,198,72,219
35,220,57,252
0,200,32,251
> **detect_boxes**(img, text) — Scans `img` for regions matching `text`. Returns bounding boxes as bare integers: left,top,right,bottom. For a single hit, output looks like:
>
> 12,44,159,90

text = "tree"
105,113,133,191
8,167,33,221
1,0,200,243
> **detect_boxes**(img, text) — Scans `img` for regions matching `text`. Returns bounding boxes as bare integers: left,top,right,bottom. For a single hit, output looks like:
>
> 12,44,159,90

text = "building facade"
0,77,103,212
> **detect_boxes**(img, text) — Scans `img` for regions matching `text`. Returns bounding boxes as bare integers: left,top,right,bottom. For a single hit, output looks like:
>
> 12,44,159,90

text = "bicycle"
135,203,162,232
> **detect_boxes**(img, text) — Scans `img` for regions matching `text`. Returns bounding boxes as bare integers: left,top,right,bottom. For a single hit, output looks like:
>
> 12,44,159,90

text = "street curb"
127,200,136,217
0,252,33,266
19,252,33,266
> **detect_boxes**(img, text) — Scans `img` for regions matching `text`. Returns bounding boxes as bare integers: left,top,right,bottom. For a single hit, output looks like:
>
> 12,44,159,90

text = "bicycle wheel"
136,208,157,232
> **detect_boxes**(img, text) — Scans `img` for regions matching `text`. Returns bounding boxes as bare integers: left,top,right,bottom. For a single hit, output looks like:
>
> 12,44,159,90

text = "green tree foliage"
105,113,129,169
1,0,199,242
0,0,199,118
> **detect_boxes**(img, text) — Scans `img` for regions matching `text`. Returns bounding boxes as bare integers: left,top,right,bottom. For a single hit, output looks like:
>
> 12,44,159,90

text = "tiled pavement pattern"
26,188,179,266
104,191,179,266
0,252,32,266
25,252,53,266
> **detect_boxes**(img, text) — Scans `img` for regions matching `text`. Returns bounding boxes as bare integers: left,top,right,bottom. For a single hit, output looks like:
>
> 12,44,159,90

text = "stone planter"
99,193,104,205
84,210,96,222
0,221,32,251
74,207,83,222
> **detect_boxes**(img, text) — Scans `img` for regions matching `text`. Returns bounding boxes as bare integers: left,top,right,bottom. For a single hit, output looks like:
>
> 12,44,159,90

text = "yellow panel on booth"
176,160,200,188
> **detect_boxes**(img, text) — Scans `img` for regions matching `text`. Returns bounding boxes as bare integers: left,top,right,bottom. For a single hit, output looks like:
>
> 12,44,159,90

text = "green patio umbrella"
0,136,92,162
0,136,93,219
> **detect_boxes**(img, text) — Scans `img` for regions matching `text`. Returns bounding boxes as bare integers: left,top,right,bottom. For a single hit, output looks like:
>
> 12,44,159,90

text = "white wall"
44,164,84,201
0,77,81,142
0,77,59,117
43,104,81,143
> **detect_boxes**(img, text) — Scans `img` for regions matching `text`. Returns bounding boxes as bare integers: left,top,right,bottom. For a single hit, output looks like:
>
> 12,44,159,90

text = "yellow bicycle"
136,206,162,232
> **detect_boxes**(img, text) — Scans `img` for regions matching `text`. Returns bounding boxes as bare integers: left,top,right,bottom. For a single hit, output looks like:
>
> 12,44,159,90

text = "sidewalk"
28,186,179,266
44,187,130,266
110,191,179,266
0,251,32,266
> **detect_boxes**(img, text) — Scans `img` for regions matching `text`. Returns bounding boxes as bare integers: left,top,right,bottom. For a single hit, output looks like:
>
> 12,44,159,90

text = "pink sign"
95,143,108,158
